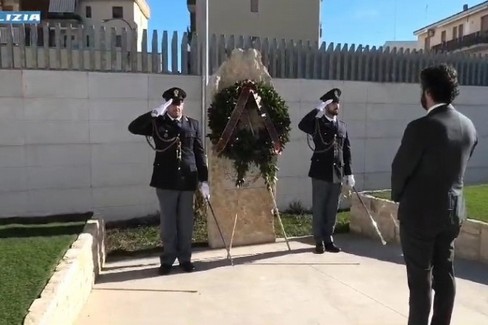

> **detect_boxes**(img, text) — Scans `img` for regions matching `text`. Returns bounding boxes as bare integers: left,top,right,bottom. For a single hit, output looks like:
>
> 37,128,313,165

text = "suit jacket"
128,112,208,191
391,104,478,235
298,109,352,183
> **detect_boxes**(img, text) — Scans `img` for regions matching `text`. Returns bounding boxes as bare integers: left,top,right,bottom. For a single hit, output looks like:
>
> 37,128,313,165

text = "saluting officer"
128,87,209,275
298,88,355,254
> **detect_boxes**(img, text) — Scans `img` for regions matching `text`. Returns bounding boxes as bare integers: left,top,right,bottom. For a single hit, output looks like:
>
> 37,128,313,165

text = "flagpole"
201,0,209,153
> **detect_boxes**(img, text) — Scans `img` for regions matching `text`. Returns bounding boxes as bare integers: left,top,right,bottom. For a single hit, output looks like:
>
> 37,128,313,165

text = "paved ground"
76,234,488,325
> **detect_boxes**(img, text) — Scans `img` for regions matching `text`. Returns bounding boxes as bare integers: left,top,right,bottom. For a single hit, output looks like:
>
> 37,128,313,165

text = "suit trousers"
400,224,460,325
156,189,195,265
311,178,342,244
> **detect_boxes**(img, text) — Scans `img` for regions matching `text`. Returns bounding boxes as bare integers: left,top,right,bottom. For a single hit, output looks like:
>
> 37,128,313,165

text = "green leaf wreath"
208,80,291,188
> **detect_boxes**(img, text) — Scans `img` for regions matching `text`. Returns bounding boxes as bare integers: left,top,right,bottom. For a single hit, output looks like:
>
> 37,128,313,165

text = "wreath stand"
209,81,291,260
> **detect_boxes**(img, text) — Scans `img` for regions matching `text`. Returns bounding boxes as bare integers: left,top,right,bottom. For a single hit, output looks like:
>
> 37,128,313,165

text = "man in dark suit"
128,87,209,275
391,64,478,325
298,88,354,254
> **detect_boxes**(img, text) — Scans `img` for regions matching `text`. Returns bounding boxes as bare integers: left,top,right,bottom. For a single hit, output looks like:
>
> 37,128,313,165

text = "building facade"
188,0,322,44
0,0,150,51
414,2,488,54
80,0,149,49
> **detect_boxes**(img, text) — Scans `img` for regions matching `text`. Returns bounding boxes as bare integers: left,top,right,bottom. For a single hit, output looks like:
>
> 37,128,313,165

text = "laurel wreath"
207,80,291,188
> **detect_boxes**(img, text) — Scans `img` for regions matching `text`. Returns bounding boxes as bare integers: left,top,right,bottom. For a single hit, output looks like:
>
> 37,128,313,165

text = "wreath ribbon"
214,81,283,155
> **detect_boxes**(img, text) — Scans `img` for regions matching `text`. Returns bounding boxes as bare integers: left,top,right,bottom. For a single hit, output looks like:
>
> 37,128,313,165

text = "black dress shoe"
158,264,173,275
314,243,325,254
324,242,341,253
179,262,195,272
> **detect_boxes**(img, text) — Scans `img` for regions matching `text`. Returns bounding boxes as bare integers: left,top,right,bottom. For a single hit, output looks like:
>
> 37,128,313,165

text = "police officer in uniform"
298,88,354,253
128,87,209,275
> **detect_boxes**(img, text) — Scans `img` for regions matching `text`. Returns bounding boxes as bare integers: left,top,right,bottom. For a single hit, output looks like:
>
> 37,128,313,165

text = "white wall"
275,79,488,208
1,70,487,220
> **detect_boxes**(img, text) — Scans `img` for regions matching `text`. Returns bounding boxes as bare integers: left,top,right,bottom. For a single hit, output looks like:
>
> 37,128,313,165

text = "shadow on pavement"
96,245,317,284
95,234,488,286
325,233,488,286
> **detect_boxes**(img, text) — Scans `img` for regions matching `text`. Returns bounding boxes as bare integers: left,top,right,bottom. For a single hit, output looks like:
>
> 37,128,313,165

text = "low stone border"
350,190,488,265
23,214,106,325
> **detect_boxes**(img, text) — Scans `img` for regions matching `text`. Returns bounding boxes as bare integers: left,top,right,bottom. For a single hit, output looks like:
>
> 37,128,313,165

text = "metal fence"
1,23,488,85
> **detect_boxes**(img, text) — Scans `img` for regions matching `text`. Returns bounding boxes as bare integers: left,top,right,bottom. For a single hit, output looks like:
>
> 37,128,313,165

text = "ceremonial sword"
205,197,234,265
351,186,387,245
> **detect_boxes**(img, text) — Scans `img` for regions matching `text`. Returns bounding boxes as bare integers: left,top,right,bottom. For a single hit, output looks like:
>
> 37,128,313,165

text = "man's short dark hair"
420,64,460,104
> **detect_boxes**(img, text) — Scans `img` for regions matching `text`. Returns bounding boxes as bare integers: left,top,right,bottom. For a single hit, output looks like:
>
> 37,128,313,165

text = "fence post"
55,23,62,69
6,25,14,68
152,29,159,73
141,29,148,72
130,28,138,72
66,24,74,69
189,33,199,75
181,32,188,75
77,25,85,70
349,44,356,81
88,25,95,70
110,27,117,71
121,27,129,72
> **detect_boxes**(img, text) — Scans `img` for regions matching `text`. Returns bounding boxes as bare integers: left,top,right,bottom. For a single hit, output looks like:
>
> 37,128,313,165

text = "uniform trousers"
156,188,195,265
312,178,342,244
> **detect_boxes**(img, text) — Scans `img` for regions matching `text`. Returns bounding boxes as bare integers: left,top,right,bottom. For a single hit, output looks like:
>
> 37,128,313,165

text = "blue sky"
146,0,483,47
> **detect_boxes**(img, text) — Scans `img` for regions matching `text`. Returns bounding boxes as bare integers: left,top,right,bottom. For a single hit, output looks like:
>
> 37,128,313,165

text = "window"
441,30,446,42
459,24,464,38
452,26,458,39
112,6,123,19
250,0,258,13
86,6,92,18
86,35,90,47
115,35,122,47
424,37,430,51
482,15,488,32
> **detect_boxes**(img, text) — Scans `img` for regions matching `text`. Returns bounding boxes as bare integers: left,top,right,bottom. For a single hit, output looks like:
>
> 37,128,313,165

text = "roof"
413,1,488,35
383,40,422,50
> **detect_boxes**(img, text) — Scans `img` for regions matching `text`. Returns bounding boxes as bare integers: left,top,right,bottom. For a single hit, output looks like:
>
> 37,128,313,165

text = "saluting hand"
151,98,173,117
315,99,333,118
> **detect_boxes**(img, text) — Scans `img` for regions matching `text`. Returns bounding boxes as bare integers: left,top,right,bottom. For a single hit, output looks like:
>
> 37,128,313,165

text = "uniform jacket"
298,108,353,183
391,104,478,235
128,112,208,191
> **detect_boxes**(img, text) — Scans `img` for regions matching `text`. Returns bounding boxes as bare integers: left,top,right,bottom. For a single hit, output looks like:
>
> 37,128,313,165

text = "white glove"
343,175,355,188
315,99,333,118
199,181,210,200
151,98,173,117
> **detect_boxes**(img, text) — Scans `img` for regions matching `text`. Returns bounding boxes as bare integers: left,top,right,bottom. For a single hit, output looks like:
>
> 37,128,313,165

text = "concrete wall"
1,69,487,220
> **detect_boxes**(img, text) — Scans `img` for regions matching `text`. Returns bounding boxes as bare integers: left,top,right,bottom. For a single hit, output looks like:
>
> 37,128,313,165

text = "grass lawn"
368,184,488,223
106,211,350,258
0,220,86,325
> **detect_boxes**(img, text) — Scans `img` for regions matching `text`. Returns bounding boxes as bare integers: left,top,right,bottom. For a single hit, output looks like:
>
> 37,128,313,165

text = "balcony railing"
432,30,488,52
